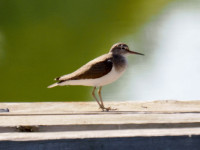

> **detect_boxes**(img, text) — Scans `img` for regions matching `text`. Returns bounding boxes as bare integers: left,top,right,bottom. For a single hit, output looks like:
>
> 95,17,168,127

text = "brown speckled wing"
58,58,113,83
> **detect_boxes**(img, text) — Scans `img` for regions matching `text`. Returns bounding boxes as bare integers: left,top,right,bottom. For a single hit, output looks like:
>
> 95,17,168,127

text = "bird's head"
109,43,144,56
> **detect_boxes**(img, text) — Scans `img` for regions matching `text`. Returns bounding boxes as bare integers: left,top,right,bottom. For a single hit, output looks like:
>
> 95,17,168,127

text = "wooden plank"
1,101,200,150
1,100,200,114
0,128,200,141
1,113,200,126
0,101,200,132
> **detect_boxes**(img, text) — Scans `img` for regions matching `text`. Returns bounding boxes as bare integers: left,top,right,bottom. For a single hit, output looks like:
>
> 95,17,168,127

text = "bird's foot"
99,106,117,112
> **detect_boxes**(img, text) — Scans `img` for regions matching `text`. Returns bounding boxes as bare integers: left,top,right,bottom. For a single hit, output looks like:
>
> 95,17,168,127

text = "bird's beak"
128,50,144,56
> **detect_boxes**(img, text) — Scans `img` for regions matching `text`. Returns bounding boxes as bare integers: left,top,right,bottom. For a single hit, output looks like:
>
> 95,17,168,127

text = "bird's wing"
56,54,113,82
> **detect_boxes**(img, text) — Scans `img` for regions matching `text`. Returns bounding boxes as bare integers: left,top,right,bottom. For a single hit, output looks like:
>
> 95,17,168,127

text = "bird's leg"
98,87,116,111
98,86,104,107
92,87,103,109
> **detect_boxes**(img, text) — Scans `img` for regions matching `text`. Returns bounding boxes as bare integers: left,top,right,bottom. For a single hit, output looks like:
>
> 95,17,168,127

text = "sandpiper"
48,43,144,111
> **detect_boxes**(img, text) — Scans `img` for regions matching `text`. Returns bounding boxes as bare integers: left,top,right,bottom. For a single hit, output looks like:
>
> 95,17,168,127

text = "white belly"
59,66,126,87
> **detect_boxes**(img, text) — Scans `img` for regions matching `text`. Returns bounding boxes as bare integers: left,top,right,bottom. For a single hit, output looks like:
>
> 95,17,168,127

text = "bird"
48,43,144,111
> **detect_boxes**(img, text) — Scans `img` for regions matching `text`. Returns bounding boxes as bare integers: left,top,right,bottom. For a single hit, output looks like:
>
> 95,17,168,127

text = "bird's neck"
112,54,127,72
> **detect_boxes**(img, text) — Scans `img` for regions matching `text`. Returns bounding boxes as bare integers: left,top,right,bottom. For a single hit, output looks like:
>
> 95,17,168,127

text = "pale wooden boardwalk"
0,100,200,150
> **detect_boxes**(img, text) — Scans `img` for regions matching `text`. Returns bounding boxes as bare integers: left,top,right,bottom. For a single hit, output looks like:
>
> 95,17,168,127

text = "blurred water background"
0,0,200,102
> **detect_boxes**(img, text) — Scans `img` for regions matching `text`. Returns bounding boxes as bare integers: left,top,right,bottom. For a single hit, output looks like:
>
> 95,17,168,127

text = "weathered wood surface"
0,101,200,127
1,100,200,114
1,128,200,141
0,100,200,150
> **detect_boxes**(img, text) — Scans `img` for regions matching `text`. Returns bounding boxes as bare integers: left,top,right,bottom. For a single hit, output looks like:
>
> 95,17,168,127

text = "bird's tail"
47,83,58,88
